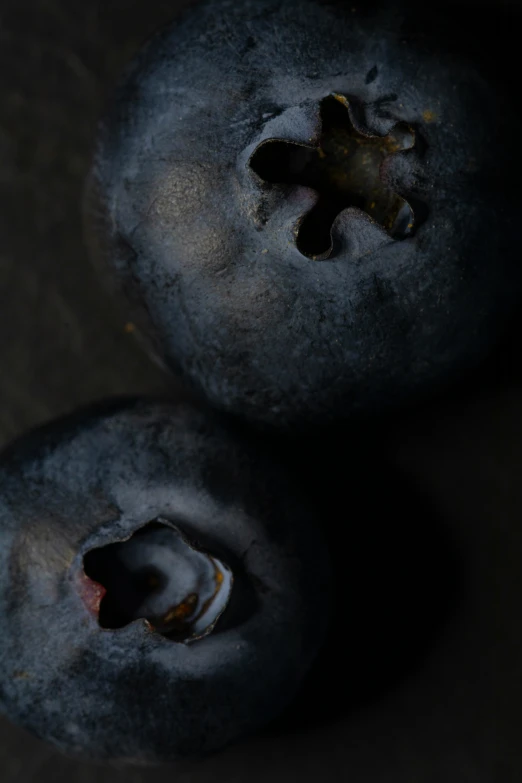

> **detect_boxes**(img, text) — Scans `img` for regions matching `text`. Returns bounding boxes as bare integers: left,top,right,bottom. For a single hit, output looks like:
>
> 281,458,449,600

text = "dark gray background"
2,0,522,780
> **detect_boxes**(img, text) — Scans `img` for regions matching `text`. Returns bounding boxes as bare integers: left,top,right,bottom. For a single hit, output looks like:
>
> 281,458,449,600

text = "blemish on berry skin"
77,571,107,618
365,65,378,84
422,110,437,123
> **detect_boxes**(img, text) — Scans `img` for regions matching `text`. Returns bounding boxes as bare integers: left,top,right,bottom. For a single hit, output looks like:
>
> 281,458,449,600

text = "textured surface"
3,0,522,780
0,399,330,763
87,0,522,427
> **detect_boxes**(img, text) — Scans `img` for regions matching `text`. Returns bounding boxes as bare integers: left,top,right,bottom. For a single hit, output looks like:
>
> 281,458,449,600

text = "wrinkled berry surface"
0,399,330,764
86,0,522,428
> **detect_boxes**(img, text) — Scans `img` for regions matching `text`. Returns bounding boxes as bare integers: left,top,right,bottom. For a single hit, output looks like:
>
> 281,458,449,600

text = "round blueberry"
85,0,522,428
0,399,330,764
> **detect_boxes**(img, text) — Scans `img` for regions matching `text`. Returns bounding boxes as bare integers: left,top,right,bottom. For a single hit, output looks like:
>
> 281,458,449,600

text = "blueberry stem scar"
249,93,418,259
82,520,234,643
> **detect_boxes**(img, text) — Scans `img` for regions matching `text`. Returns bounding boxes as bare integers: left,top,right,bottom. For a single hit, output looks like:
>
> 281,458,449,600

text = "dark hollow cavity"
83,521,233,642
249,94,417,259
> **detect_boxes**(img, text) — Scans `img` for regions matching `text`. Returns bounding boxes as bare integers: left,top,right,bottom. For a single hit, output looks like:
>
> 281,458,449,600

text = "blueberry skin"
86,0,522,427
0,399,330,764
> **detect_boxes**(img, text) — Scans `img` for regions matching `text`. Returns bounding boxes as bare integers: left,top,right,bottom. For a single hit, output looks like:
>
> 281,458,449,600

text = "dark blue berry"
0,398,330,763
86,0,522,428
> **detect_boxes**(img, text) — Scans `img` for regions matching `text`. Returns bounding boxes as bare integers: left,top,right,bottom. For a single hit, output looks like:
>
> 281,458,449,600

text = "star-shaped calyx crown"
248,93,425,260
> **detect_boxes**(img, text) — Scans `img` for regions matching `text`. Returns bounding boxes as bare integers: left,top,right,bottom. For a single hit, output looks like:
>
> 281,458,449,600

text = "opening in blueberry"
83,520,234,642
249,93,418,259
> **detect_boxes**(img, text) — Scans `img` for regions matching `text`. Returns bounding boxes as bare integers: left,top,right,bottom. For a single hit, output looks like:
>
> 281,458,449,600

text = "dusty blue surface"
1,0,522,780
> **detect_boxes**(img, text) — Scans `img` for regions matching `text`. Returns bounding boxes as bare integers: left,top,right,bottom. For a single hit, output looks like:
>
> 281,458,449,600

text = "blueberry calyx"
82,519,234,643
249,92,423,260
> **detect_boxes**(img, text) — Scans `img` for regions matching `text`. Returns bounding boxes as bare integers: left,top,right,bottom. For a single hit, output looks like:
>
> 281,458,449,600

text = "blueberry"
85,0,522,428
0,399,330,764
